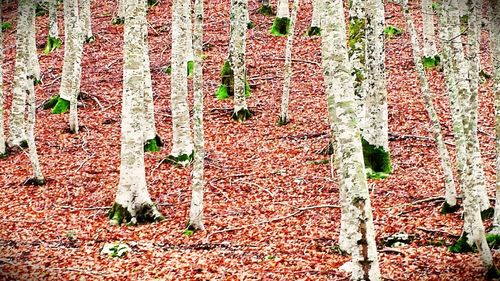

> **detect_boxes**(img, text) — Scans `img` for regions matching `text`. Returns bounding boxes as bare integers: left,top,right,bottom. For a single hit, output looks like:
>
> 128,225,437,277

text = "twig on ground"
74,152,96,173
205,204,339,242
416,227,460,238
237,181,275,198
266,131,328,141
388,133,454,146
379,247,405,255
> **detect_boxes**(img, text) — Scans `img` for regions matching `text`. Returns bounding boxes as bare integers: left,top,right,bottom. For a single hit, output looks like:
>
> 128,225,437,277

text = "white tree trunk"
8,0,31,147
80,0,93,42
309,0,320,29
278,0,299,125
322,0,380,279
48,0,59,39
231,0,251,121
141,3,157,146
276,0,289,18
402,0,457,208
170,0,194,163
421,0,438,59
491,0,500,234
27,3,40,82
189,0,205,230
184,0,194,63
111,0,163,225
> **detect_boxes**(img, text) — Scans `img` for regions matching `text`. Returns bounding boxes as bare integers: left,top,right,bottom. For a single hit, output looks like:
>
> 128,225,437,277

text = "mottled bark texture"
306,0,321,36
169,0,194,164
80,0,94,42
44,0,62,54
278,0,299,125
8,0,32,147
271,0,290,36
231,0,251,121
113,0,125,24
322,0,380,279
189,0,205,231
421,0,438,62
362,0,391,179
259,0,274,16
402,0,457,209
110,0,163,226
27,2,40,83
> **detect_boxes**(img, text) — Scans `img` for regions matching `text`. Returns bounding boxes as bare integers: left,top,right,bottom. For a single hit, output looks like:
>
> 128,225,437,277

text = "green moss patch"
247,21,255,29
276,116,289,126
259,4,274,16
187,60,194,77
109,202,164,226
166,151,194,166
232,108,252,122
486,266,500,279
2,22,12,31
449,233,475,253
270,17,290,36
23,177,47,186
306,26,321,37
216,60,251,99
362,137,391,179
85,36,96,44
422,55,441,69
216,85,230,100
43,36,62,55
440,201,460,214
384,25,403,38
486,234,500,249
51,97,70,114
36,3,48,16
42,95,60,110
144,135,163,152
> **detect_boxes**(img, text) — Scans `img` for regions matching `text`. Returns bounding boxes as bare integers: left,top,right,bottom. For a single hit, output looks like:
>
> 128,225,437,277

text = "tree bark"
189,0,205,230
322,0,380,279
421,0,438,59
278,0,299,125
0,4,5,157
80,0,94,42
110,0,163,226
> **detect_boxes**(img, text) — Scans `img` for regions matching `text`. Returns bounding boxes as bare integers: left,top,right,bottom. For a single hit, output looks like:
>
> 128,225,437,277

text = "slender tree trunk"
109,0,163,226
492,0,500,234
278,0,299,125
49,0,59,38
421,0,438,59
0,5,5,157
306,0,321,36
349,0,366,123
322,0,380,279
189,0,205,230
184,0,194,75
362,0,391,179
169,0,194,164
8,0,31,148
27,3,40,83
80,0,94,42
271,0,290,36
231,0,251,121
402,0,457,209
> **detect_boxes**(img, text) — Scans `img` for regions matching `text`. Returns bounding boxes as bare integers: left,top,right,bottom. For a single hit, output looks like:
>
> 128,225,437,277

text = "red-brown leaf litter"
0,0,498,280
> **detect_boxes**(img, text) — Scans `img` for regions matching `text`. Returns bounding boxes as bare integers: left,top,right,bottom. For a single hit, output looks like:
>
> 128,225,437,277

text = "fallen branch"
266,131,328,141
416,227,460,238
74,152,96,173
379,247,405,255
205,204,339,242
388,133,454,146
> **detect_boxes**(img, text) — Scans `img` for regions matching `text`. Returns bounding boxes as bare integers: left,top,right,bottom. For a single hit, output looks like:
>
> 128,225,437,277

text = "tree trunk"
402,0,457,209
278,0,299,125
27,3,40,83
362,0,391,179
169,0,194,164
8,0,31,148
306,0,321,36
80,0,94,42
44,0,62,54
184,0,194,75
231,0,251,121
492,0,500,234
189,0,205,231
322,0,380,279
271,0,290,36
109,0,163,226
421,0,438,59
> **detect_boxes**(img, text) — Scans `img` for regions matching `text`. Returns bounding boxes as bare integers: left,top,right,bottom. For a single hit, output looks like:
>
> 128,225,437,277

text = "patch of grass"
449,233,475,253
216,85,230,100
51,97,70,114
144,135,162,152
306,26,321,37
2,22,12,31
362,138,391,180
232,108,252,122
422,55,441,69
42,95,60,110
43,36,63,54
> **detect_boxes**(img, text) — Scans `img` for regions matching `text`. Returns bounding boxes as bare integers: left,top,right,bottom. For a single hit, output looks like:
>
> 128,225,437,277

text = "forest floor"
0,0,498,280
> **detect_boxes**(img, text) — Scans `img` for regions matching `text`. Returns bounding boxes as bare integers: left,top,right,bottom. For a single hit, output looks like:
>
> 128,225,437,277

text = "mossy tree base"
276,116,289,126
147,0,159,7
486,234,500,249
259,5,274,16
306,26,321,36
486,265,500,279
362,137,392,179
232,108,252,122
247,21,255,29
144,135,163,152
216,60,251,100
108,202,164,226
422,55,441,69
440,201,460,214
43,36,62,54
166,151,194,166
23,177,47,186
0,152,8,159
161,61,195,77
85,36,96,44
270,17,290,36
481,207,494,220
449,233,475,253
51,97,70,114
43,95,60,110
316,141,335,155
111,17,125,25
